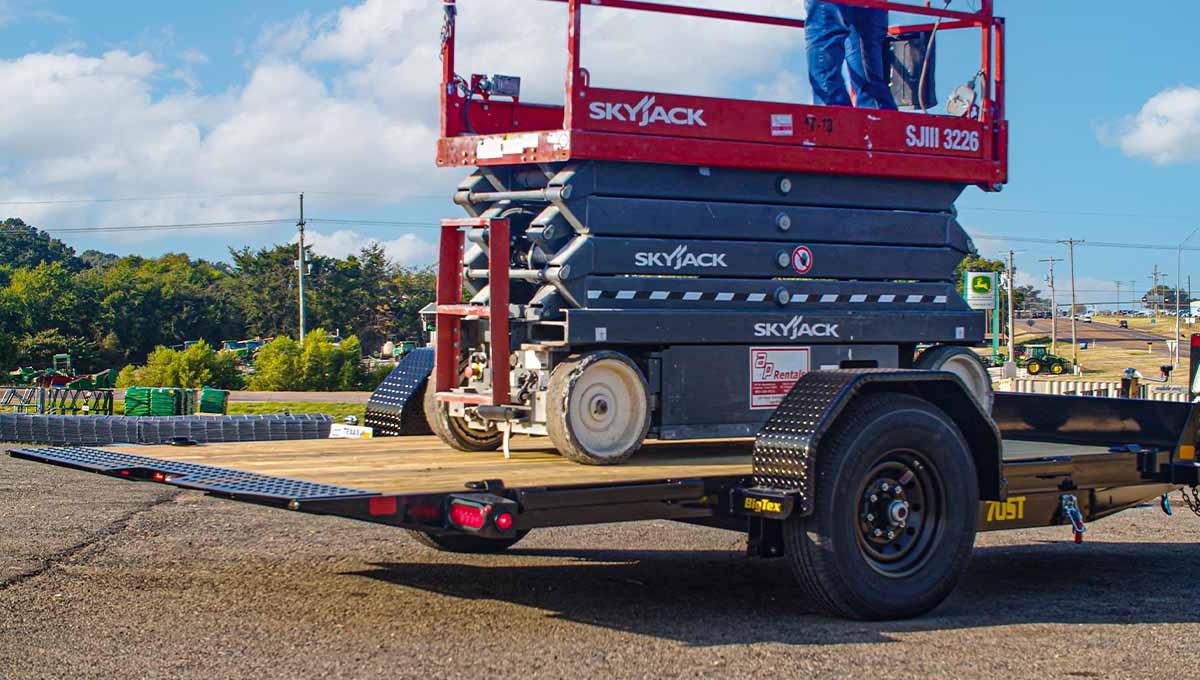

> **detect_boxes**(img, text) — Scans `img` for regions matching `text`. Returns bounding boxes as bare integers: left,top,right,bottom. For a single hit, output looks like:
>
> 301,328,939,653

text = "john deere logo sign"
966,272,998,311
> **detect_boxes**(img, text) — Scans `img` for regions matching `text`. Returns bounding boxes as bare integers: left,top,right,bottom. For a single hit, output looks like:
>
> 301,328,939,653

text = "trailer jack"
1061,494,1086,543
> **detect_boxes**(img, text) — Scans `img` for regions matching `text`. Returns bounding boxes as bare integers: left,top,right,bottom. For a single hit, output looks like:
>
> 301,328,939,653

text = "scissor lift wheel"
915,345,994,414
423,381,503,452
547,351,652,465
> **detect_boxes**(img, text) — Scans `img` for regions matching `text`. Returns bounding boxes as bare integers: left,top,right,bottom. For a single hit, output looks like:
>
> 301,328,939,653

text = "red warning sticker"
792,246,814,274
749,347,811,410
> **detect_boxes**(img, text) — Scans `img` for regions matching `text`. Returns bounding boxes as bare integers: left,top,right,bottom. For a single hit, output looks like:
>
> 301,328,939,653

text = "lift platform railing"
437,0,1007,188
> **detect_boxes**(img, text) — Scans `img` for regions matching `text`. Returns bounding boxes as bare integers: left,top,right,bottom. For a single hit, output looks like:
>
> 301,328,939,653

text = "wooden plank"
109,436,754,495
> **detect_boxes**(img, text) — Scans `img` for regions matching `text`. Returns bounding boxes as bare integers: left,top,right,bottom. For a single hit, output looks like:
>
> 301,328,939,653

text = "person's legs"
842,7,898,110
805,0,852,107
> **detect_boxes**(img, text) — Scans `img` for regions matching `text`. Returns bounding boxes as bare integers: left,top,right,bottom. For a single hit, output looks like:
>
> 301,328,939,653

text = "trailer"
10,370,1200,620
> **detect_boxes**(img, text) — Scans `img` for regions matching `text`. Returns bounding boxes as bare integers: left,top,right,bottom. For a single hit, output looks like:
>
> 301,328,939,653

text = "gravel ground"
3,456,1199,680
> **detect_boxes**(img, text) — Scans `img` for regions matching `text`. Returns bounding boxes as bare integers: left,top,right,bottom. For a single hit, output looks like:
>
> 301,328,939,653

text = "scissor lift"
426,0,1009,464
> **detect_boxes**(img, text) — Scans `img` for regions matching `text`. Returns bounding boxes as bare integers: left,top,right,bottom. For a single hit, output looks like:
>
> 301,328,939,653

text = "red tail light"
369,497,398,517
495,512,514,531
151,472,167,482
449,501,488,530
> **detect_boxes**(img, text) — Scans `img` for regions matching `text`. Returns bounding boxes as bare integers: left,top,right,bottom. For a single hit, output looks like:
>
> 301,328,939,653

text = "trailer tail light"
369,496,398,517
152,472,167,482
494,512,514,531
449,500,489,530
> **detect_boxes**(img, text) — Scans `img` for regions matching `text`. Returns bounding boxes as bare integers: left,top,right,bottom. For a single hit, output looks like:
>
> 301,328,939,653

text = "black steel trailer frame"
10,370,1200,620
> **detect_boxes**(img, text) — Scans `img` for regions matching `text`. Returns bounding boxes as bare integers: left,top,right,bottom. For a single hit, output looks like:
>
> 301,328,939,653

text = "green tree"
247,336,302,391
116,341,244,390
0,219,82,271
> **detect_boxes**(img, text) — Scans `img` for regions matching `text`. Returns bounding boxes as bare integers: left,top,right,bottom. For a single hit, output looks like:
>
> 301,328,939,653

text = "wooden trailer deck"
102,436,1111,497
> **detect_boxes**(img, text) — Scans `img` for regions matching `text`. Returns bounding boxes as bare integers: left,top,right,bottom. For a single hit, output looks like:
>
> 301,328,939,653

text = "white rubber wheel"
546,352,651,465
915,345,994,414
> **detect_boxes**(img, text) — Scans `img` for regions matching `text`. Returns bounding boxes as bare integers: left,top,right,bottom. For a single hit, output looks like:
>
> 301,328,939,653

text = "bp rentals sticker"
749,347,811,409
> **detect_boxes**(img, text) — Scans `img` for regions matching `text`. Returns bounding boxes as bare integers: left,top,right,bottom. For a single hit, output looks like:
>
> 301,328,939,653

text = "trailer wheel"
423,381,503,452
783,393,978,620
915,345,994,413
407,530,528,553
546,351,651,465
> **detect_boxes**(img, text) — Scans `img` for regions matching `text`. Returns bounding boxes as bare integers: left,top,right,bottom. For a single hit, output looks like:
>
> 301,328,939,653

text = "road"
1019,318,1164,343
3,457,1199,679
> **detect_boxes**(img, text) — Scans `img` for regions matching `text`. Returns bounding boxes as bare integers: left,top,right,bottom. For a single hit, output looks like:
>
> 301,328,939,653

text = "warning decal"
771,114,794,137
749,347,811,410
791,246,814,274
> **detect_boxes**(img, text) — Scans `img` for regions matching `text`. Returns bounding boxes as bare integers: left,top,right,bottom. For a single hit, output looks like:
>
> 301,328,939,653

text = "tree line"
0,218,435,379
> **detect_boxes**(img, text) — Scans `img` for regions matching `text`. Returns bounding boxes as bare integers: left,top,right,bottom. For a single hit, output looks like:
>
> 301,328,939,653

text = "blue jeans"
805,1,898,110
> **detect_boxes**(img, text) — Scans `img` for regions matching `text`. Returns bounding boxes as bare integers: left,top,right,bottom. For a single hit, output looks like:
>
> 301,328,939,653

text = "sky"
1,0,1198,307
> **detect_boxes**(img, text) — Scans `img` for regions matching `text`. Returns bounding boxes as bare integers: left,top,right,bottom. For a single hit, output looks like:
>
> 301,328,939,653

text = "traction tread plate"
8,446,377,502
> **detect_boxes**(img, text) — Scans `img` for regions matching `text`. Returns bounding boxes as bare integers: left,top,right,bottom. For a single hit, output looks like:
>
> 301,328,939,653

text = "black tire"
546,351,651,465
423,380,503,452
783,393,978,620
914,345,994,413
406,530,528,553
1026,360,1042,375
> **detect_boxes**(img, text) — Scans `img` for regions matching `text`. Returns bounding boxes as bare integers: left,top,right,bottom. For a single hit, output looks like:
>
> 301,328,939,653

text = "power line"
0,190,450,207
959,206,1196,222
0,192,301,207
971,233,1200,252
0,218,294,234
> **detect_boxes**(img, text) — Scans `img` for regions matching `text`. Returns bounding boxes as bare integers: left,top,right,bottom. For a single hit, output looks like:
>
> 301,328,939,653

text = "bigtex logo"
588,96,707,127
743,497,783,514
754,316,840,339
634,244,727,270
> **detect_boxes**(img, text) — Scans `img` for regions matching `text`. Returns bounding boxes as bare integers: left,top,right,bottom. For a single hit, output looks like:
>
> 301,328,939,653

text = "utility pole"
1115,281,1121,315
1041,257,1060,356
297,192,308,345
1007,249,1016,364
1058,239,1084,370
1149,265,1160,317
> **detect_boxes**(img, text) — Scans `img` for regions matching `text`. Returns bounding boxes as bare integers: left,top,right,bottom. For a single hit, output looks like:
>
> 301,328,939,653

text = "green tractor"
1018,344,1070,376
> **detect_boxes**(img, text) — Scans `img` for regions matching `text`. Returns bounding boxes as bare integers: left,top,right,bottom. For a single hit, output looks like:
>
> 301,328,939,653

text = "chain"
1180,486,1200,517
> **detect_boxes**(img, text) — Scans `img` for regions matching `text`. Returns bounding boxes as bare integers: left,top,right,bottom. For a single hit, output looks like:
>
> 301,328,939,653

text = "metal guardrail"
996,378,1191,402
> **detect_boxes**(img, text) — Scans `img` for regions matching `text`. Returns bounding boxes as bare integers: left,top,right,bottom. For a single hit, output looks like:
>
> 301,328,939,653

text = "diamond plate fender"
364,348,435,437
752,369,1004,516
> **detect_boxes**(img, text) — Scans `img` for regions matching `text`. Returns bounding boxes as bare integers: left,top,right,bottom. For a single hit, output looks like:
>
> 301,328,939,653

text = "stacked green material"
124,387,152,416
125,387,196,416
198,387,229,415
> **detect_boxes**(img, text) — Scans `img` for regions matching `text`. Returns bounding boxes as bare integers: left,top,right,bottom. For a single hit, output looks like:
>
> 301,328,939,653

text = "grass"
111,401,366,421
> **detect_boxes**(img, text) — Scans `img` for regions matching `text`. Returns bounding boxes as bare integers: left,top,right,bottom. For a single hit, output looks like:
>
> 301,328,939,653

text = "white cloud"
1111,86,1200,165
301,228,436,267
0,0,810,258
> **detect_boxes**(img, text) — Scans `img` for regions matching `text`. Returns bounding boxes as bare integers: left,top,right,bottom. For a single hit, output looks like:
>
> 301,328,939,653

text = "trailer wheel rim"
854,451,944,578
567,359,647,460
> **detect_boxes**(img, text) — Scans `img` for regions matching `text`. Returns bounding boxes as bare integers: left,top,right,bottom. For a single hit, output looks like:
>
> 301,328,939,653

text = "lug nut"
881,483,890,492
870,494,878,503
873,528,883,537
887,530,895,540
866,513,875,522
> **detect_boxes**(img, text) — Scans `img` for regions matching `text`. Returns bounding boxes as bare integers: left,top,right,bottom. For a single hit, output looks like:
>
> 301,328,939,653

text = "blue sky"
1,0,1198,306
